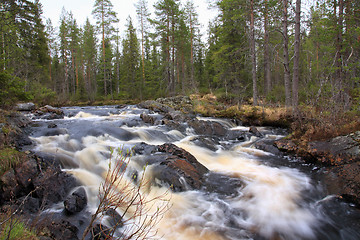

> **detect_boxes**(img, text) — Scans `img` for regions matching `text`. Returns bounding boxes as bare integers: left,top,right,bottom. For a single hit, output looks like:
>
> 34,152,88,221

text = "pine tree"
92,0,119,97
121,17,140,99
136,0,151,100
82,18,98,101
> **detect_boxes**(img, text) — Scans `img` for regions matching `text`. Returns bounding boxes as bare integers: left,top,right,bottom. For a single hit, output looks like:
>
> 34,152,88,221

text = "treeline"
1,0,360,114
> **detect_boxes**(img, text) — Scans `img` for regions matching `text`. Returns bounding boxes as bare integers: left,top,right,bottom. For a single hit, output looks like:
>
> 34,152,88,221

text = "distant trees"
1,0,360,114
0,0,52,106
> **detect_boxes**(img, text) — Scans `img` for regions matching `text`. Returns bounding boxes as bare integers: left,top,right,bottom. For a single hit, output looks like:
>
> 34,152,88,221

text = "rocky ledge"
275,132,360,207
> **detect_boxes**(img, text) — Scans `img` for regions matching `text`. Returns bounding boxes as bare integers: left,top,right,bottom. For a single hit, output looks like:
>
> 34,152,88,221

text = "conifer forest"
1,0,360,115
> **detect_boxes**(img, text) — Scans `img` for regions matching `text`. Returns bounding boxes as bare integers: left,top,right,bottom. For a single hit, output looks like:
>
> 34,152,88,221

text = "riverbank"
1,95,360,239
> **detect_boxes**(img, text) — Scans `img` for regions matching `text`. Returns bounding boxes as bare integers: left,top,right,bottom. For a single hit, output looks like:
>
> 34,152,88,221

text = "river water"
26,105,360,240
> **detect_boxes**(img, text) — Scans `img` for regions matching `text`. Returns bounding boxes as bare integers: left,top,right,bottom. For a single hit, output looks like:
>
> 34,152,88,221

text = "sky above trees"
40,0,218,37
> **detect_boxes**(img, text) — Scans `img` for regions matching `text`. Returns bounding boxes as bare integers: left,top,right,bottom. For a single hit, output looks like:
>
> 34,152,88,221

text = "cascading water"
26,105,360,240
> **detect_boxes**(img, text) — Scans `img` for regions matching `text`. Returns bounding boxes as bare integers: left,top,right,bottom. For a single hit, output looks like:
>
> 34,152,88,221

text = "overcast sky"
40,0,218,39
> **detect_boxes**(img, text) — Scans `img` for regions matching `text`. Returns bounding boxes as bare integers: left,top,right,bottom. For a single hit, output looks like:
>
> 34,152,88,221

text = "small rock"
249,126,263,137
64,187,87,214
140,113,155,125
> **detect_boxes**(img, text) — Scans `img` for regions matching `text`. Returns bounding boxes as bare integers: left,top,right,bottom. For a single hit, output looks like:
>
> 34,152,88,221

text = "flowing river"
25,105,360,240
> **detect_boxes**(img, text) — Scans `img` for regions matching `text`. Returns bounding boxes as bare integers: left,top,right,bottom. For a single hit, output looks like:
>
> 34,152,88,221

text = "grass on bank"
0,218,38,240
190,94,360,142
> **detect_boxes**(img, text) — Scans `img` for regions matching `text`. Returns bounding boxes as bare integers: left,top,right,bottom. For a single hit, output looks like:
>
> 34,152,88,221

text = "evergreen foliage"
0,0,359,115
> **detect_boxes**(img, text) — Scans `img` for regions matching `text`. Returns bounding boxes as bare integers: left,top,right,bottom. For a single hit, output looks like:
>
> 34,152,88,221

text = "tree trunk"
140,13,145,101
282,0,291,108
292,0,301,108
264,0,271,95
190,14,195,91
101,3,107,96
336,0,344,93
250,0,257,106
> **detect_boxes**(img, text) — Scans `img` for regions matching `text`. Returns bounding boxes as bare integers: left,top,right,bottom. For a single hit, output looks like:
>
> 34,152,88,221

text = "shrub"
82,148,170,240
0,71,29,108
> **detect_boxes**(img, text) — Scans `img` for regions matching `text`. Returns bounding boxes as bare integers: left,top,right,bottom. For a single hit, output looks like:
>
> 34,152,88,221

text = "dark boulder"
188,119,227,137
132,142,157,155
152,143,209,191
1,169,21,200
33,168,79,207
226,130,249,141
203,172,243,196
16,196,40,214
64,187,87,214
157,143,209,175
15,158,39,189
254,140,282,156
45,219,79,240
44,128,68,136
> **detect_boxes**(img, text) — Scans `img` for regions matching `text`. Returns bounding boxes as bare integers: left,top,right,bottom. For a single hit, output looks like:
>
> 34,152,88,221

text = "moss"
0,147,27,176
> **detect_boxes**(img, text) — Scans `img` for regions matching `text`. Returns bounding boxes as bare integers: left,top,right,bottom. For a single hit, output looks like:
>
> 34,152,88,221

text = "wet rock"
16,102,36,111
152,143,209,191
254,140,282,155
188,119,227,137
105,208,123,228
33,168,79,207
226,130,249,141
249,126,263,137
140,113,155,125
204,172,243,196
307,134,360,166
64,187,87,214
189,136,220,151
157,143,209,175
48,123,57,128
16,196,40,214
44,128,68,136
45,219,79,240
35,105,64,120
132,142,157,155
15,132,33,149
275,133,360,207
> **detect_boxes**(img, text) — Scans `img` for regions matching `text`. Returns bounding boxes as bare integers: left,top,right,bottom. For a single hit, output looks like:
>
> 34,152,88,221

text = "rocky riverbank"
1,97,360,239
275,134,360,207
